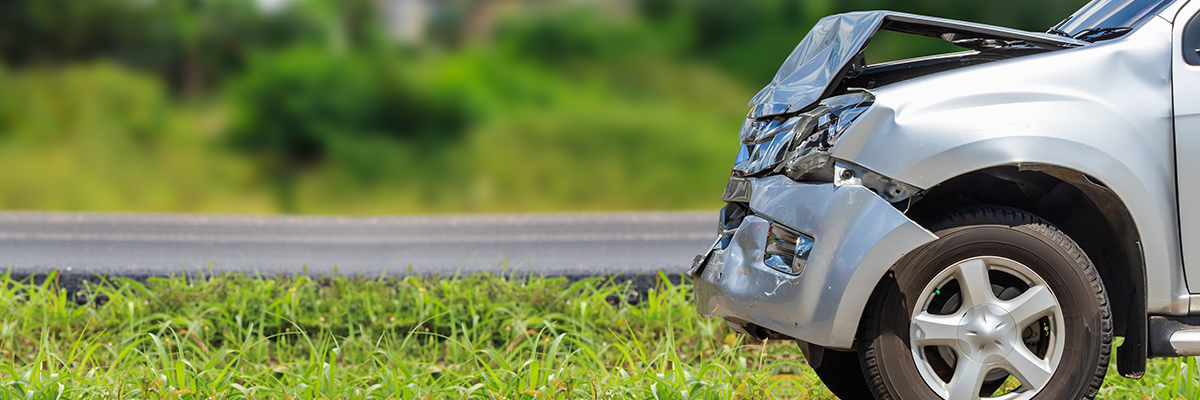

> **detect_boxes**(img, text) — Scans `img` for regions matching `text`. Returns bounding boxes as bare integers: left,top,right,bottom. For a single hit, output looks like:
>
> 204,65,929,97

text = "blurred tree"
0,0,149,64
0,64,169,144
151,0,326,95
0,0,328,95
299,0,395,51
227,48,472,211
495,7,653,65
0,0,1102,214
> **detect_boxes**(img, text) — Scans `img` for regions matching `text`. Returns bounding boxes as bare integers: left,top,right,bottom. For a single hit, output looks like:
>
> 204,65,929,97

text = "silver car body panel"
748,11,1085,118
693,176,936,348
1173,2,1200,302
830,16,1191,314
1161,0,1189,22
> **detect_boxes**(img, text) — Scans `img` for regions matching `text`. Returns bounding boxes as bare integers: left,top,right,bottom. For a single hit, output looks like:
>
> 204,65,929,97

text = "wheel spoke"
1004,285,1057,327
947,358,988,400
999,345,1054,391
909,256,1067,399
954,258,994,308
911,312,963,348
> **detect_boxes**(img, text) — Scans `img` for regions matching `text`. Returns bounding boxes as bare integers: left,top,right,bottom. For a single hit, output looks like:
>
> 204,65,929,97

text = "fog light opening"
764,223,813,275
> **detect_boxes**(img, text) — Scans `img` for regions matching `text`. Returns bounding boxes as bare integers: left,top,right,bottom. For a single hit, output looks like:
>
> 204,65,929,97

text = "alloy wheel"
909,256,1065,399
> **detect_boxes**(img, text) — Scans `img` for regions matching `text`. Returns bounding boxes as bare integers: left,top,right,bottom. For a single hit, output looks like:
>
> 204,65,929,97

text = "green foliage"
0,64,272,213
225,47,480,210
147,0,329,93
0,63,168,143
644,0,829,83
495,7,658,66
0,0,150,63
0,0,327,94
0,271,1195,398
0,0,1101,214
465,77,744,211
0,272,833,398
227,48,470,168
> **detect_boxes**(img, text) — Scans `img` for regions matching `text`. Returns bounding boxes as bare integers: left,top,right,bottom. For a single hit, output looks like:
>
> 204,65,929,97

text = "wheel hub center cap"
957,304,1017,364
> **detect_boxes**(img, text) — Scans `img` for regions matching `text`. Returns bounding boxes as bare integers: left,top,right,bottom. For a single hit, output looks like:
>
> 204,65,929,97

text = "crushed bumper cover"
693,175,936,349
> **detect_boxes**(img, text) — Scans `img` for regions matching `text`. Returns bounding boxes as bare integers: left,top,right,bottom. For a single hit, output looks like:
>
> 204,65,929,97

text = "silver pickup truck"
689,0,1200,398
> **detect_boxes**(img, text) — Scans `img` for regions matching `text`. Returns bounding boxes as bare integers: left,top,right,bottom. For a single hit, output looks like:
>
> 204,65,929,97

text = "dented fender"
693,176,936,349
828,16,1190,314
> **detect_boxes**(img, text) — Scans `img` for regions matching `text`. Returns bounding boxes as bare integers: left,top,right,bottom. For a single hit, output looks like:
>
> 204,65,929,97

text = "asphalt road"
0,211,715,280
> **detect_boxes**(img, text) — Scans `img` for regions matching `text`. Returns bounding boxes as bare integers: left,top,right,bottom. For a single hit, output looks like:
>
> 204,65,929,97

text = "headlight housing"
733,91,874,179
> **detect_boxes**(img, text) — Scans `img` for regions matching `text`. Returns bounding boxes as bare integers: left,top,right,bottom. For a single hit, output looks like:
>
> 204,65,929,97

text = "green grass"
0,270,1194,399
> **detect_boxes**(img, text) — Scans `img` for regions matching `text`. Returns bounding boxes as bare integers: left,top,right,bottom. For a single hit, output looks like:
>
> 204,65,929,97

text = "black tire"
858,206,1112,399
799,342,874,400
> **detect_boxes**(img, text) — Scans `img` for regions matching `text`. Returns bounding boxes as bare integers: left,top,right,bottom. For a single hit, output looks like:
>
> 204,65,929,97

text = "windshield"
1053,0,1174,36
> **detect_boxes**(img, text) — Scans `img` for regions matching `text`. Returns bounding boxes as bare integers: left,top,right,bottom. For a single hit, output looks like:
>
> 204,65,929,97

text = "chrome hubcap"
910,256,1064,400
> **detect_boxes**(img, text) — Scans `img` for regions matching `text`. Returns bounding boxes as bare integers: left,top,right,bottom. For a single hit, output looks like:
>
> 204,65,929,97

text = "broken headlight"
733,116,805,175
733,91,874,179
781,91,874,181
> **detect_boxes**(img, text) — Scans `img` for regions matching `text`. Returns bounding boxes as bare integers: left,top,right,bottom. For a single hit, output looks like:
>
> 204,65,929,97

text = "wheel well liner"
904,164,1147,378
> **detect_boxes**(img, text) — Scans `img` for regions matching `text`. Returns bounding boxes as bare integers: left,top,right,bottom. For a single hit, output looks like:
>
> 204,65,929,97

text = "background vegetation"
0,0,1090,214
0,272,1193,399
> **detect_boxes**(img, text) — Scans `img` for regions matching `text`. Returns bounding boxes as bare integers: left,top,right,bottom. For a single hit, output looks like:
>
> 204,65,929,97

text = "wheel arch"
902,164,1148,377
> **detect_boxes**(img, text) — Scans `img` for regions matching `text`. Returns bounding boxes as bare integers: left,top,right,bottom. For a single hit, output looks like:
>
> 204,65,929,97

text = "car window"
1053,0,1175,36
1186,9,1200,65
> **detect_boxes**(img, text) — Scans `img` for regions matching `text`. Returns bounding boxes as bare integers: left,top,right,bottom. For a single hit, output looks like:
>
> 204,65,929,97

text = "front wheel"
858,206,1111,400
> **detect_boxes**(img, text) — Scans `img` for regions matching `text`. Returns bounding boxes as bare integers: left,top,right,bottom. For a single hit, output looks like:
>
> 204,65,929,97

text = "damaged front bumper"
691,175,936,349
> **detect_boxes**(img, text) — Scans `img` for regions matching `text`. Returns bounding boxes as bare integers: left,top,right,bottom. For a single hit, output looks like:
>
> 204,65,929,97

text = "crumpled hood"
749,11,1086,118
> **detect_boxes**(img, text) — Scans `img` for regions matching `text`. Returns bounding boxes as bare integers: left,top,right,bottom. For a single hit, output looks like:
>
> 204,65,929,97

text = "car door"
1173,0,1200,292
